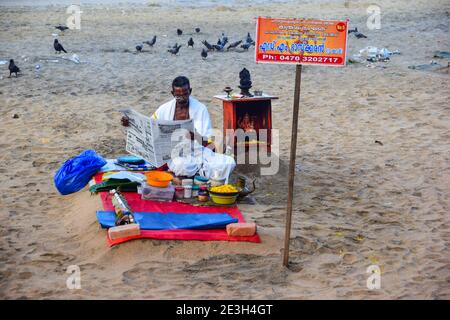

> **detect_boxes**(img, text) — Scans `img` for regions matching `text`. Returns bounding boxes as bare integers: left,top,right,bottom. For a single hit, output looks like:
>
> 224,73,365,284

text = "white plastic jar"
184,185,192,199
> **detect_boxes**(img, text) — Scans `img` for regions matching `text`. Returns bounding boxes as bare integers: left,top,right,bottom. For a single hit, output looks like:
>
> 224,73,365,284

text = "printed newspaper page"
119,108,193,167
150,118,194,166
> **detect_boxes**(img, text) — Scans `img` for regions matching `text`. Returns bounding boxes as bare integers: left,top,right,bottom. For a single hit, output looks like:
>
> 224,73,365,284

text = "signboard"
255,17,349,66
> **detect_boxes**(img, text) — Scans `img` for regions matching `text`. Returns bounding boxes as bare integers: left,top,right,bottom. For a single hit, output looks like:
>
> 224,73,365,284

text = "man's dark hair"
172,76,190,89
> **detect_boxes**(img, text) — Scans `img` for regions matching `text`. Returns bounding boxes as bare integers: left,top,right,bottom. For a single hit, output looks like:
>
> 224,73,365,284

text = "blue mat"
96,211,238,230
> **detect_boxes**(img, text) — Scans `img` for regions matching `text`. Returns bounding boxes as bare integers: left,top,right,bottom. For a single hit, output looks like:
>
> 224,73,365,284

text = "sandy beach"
0,0,449,299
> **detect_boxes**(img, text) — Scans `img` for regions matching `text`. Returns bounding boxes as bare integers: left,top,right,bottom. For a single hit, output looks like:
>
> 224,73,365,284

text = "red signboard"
255,17,349,66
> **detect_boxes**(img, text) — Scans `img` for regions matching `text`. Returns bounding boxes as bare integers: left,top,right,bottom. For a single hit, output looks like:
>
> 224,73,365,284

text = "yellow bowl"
208,185,241,197
209,193,238,205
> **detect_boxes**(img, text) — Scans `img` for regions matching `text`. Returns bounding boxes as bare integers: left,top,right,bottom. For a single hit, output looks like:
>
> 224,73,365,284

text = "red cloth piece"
94,173,261,246
156,163,169,171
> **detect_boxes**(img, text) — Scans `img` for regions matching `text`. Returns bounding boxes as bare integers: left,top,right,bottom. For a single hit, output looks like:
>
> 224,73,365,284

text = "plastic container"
192,185,199,197
182,178,193,186
194,175,209,186
145,171,173,188
208,185,239,204
184,185,192,198
209,193,237,205
174,186,184,200
198,186,209,202
141,183,175,201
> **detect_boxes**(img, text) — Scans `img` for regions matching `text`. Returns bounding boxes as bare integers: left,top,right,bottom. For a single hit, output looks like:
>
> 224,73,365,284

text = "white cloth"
153,96,213,140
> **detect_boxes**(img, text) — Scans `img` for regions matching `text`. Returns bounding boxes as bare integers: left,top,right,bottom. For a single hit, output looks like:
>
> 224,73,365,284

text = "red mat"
94,173,260,246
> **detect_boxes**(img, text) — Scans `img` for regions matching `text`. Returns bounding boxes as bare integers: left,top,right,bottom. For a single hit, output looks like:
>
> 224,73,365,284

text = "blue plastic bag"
54,149,107,195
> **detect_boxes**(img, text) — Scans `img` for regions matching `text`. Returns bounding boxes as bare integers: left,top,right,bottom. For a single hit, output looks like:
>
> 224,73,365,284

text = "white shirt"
152,96,213,140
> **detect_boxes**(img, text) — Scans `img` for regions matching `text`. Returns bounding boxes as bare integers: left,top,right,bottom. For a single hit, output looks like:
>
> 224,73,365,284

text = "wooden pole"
283,64,302,267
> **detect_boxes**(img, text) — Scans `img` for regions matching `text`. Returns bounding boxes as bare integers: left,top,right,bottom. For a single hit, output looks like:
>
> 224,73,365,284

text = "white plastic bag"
168,157,200,177
168,140,236,182
69,54,80,64
358,46,400,62
198,147,236,183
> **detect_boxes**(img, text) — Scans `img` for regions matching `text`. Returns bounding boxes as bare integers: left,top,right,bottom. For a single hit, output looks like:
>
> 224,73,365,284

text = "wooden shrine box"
214,94,278,154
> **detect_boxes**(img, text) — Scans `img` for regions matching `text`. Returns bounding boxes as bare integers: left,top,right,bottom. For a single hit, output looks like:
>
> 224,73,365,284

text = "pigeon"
202,40,214,51
240,43,251,51
136,44,143,52
226,40,242,51
54,39,67,53
201,48,208,59
216,37,228,48
177,28,183,36
245,32,254,45
219,33,228,46
353,27,367,39
144,35,156,47
55,25,69,32
168,44,182,55
187,37,194,48
212,44,222,51
220,38,228,47
195,27,200,33
8,59,20,77
216,38,227,49
348,27,358,34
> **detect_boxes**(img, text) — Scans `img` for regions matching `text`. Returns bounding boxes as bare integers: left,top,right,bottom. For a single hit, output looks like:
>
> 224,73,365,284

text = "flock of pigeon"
135,27,256,60
6,24,366,78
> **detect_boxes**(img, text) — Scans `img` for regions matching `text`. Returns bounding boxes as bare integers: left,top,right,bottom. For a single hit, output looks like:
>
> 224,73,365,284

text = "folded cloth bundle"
89,178,140,193
117,155,146,164
114,161,156,171
103,171,146,183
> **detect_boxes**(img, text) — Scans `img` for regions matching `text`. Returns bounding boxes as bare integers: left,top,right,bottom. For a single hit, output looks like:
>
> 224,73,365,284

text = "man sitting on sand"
121,76,236,181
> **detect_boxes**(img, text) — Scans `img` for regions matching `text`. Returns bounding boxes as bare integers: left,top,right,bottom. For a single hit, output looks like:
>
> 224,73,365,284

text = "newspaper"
119,108,194,167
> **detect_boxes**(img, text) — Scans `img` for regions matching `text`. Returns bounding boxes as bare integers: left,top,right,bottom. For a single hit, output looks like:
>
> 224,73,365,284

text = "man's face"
172,85,191,105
